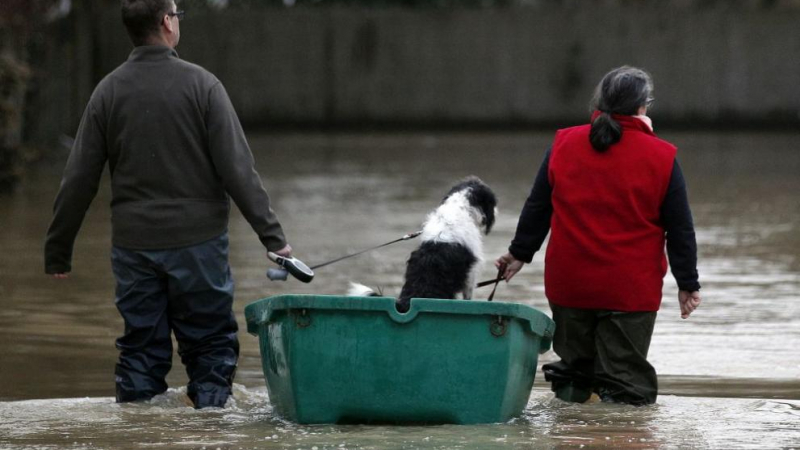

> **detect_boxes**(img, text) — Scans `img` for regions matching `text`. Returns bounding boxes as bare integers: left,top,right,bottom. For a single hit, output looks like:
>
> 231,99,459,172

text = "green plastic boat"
245,294,555,424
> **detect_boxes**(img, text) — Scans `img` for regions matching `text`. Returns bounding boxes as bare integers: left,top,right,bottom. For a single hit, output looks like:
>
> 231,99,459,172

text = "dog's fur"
348,176,497,312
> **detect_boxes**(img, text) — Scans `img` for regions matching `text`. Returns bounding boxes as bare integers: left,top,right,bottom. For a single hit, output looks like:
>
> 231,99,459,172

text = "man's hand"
270,244,293,259
679,290,701,319
52,273,70,279
495,252,525,282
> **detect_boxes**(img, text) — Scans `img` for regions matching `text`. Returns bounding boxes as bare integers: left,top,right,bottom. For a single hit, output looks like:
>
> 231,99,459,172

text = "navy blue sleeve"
508,149,553,263
661,159,701,291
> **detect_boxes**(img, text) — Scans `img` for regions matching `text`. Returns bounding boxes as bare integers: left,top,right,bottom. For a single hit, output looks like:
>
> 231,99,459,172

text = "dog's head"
443,176,497,234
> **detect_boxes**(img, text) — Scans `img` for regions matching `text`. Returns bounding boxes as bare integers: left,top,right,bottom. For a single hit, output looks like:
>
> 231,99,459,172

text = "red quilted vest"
545,113,676,311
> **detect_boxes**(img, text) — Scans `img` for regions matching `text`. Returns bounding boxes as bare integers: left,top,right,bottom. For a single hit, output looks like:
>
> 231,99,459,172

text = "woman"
496,66,701,405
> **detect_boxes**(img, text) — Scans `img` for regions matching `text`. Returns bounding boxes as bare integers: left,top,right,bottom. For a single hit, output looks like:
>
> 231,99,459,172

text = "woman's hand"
678,290,701,319
495,252,525,282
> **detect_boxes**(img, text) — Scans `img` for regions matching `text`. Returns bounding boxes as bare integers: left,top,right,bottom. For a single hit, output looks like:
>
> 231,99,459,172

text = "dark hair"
589,66,653,152
121,0,172,46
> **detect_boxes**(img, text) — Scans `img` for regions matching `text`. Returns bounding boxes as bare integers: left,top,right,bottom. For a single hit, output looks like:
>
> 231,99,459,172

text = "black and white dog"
348,176,497,312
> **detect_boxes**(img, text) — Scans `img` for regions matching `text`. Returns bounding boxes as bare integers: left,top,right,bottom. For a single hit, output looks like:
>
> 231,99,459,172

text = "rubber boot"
553,383,593,403
543,361,594,403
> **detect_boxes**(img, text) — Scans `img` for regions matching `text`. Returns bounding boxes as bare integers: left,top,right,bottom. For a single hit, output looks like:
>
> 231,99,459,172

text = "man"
44,0,291,408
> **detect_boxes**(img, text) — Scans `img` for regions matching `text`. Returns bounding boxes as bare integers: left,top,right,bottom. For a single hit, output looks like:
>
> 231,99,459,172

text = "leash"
310,231,422,270
267,231,422,282
486,268,504,301
477,275,506,288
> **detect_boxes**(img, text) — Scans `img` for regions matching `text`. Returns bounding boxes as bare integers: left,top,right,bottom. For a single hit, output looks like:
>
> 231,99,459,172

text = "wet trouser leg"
112,248,173,402
111,233,238,408
164,234,238,408
542,306,597,403
543,303,658,405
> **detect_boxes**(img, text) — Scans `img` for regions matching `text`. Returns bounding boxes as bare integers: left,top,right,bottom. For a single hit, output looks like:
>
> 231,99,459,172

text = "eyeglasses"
167,10,185,21
645,98,655,108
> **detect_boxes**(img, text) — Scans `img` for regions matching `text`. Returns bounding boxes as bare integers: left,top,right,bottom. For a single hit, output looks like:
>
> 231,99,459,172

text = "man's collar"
128,45,179,62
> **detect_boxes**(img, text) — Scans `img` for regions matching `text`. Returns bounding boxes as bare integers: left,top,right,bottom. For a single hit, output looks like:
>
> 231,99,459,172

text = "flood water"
1,131,799,449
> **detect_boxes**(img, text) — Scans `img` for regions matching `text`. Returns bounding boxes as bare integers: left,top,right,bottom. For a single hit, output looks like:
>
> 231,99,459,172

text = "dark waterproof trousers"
111,233,238,408
542,303,658,405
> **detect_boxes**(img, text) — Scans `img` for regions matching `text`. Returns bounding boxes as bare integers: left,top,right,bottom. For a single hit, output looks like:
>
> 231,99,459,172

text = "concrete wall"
47,4,800,135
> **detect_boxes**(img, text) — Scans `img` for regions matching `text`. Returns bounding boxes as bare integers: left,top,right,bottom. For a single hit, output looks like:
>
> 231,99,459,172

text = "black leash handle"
487,268,503,301
477,275,506,288
310,231,422,270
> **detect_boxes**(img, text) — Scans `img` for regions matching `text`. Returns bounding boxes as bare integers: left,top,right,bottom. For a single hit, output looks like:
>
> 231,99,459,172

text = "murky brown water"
1,131,799,449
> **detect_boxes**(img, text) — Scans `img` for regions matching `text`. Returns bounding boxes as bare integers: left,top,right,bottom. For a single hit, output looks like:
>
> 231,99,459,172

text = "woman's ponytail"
588,66,653,152
589,111,622,152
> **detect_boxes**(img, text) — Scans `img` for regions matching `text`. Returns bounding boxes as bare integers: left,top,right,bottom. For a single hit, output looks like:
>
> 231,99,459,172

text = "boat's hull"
245,295,555,424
